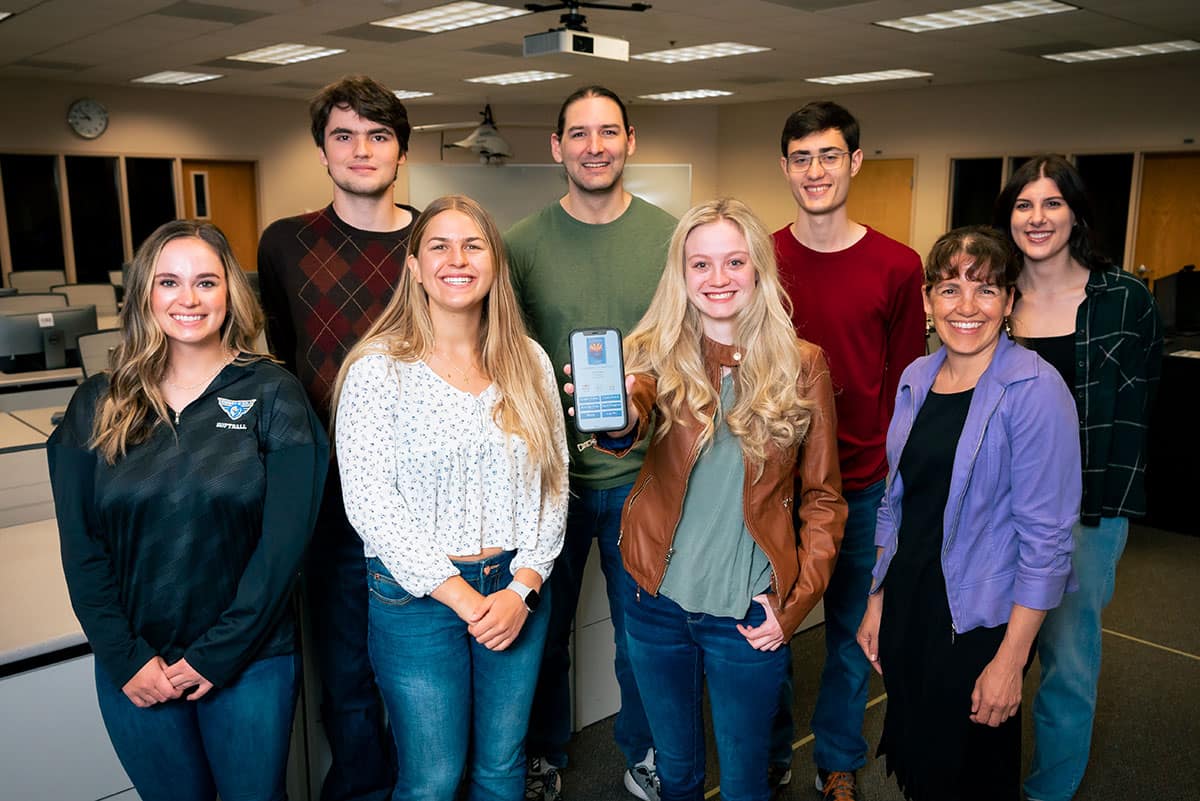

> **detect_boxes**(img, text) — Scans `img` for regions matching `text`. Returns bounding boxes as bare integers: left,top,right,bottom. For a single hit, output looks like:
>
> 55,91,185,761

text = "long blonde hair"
331,195,565,494
625,198,812,476
91,220,270,463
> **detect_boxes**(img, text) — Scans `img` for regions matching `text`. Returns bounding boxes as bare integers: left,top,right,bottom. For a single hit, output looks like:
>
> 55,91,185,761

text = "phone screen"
569,328,628,434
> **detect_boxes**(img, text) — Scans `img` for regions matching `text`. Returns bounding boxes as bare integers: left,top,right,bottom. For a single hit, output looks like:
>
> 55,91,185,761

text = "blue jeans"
808,479,886,773
1025,517,1129,801
94,653,299,801
306,474,395,801
625,576,789,801
367,551,550,801
527,482,653,768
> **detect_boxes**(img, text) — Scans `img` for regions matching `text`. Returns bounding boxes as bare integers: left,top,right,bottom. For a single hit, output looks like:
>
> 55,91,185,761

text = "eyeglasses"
785,150,850,171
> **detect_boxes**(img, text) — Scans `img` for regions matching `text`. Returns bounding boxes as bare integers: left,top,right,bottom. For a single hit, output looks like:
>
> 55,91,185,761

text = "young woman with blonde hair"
332,194,568,801
582,198,846,801
48,220,328,801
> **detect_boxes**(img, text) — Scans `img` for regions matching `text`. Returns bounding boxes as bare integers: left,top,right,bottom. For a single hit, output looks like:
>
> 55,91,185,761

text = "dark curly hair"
309,75,411,154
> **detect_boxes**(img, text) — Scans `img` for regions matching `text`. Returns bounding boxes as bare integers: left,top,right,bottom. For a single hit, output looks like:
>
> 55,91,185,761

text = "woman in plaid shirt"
994,155,1163,801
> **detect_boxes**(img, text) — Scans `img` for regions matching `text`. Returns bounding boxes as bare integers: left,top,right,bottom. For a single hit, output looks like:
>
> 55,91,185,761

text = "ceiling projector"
523,29,630,61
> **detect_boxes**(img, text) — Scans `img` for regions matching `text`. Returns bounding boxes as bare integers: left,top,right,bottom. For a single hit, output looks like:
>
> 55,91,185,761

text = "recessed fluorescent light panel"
228,43,345,65
372,2,531,33
0,12,13,22
393,90,435,99
638,89,733,101
133,70,223,85
875,0,1076,33
633,42,770,64
1042,39,1200,63
466,70,569,85
806,69,932,85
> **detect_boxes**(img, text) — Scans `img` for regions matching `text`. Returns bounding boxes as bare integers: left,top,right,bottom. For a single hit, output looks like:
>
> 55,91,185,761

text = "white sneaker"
623,748,661,801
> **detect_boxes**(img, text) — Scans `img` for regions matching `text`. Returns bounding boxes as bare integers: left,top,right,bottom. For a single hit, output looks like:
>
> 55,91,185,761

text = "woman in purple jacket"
855,225,1080,801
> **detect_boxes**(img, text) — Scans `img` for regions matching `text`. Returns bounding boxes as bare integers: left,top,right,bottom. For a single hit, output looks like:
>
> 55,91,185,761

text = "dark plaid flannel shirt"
1074,268,1163,525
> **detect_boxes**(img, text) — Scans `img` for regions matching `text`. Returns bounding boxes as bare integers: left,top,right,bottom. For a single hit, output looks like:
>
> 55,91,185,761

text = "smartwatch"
507,579,541,613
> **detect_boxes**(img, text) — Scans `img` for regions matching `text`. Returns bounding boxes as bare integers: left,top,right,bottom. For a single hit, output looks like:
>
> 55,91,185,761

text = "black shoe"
526,756,563,801
769,762,793,796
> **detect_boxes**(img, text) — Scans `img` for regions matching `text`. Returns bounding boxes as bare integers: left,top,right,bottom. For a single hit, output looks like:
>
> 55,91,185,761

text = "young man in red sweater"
770,101,925,801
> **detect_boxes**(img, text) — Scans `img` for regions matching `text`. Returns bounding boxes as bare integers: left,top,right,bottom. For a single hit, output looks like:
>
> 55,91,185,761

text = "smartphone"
568,327,629,434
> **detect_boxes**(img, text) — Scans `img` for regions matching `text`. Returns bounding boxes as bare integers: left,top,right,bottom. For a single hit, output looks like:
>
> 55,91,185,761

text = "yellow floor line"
702,693,889,798
1103,628,1200,661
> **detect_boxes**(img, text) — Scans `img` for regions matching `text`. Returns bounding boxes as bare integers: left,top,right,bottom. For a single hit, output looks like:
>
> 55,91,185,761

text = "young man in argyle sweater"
257,74,418,801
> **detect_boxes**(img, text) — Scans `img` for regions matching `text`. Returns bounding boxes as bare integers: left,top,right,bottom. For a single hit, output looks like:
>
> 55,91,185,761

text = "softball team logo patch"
218,397,256,421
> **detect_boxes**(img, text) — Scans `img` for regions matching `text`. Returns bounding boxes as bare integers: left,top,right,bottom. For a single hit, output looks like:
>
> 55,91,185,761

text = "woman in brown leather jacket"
583,198,846,801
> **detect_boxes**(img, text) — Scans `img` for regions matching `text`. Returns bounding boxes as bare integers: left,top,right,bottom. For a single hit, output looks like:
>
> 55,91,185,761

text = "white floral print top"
336,341,568,597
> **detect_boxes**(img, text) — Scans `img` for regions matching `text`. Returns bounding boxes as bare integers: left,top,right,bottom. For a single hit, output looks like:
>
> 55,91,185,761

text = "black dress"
876,388,1021,801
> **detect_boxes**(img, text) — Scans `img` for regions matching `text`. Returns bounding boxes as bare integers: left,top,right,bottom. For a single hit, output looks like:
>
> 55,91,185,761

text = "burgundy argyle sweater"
257,203,418,425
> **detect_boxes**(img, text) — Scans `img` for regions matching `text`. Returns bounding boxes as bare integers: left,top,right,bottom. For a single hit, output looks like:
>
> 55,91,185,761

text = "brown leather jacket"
602,336,846,639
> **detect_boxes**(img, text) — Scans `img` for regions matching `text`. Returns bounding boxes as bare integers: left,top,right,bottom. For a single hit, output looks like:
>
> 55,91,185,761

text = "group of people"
46,74,1161,801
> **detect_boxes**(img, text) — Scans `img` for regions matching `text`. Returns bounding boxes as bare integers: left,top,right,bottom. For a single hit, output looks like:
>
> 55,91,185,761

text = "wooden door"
848,158,914,246
181,160,259,273
1133,152,1200,283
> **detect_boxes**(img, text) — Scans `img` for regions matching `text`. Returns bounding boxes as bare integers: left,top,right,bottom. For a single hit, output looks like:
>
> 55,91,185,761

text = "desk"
97,314,120,330
0,519,83,667
1146,336,1199,535
11,406,65,437
0,411,45,453
0,367,83,389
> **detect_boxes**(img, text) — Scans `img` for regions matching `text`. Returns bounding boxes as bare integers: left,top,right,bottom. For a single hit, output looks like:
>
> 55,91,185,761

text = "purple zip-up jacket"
871,334,1080,634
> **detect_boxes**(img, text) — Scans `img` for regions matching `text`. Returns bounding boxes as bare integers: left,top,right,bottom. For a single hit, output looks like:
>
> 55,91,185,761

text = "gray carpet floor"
554,524,1200,800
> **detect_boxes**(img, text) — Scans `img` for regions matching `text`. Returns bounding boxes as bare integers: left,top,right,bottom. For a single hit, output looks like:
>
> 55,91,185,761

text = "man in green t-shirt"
505,86,676,801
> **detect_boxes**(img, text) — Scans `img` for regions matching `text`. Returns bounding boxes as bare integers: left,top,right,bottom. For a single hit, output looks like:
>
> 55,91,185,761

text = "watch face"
524,587,541,613
68,99,108,139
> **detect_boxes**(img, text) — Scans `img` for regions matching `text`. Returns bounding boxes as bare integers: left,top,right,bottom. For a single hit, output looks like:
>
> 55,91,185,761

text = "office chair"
51,283,119,316
8,270,67,293
77,329,122,377
0,292,69,314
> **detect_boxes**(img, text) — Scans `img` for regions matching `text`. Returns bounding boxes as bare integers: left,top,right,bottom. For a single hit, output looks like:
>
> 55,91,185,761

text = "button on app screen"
573,331,624,425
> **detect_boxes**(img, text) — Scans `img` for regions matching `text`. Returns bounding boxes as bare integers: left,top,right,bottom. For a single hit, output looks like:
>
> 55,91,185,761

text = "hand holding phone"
568,328,629,434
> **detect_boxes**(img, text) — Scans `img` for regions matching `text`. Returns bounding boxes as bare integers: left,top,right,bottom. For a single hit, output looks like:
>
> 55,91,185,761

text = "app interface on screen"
573,330,624,425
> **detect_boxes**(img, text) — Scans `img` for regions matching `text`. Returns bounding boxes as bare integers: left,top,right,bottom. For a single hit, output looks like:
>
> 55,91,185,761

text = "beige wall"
718,63,1200,258
2,62,1197,258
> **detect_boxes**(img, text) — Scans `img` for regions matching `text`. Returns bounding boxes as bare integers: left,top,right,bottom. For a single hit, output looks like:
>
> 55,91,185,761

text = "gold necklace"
164,351,232,391
431,348,479,385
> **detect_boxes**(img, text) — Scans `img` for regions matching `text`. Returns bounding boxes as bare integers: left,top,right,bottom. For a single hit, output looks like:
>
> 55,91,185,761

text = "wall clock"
67,98,109,139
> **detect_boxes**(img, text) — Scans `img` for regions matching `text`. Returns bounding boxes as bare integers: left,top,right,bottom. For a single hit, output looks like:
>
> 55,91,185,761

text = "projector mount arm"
524,2,652,32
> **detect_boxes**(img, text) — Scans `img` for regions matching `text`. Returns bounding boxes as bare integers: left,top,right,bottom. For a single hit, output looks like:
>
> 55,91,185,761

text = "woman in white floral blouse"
331,194,568,801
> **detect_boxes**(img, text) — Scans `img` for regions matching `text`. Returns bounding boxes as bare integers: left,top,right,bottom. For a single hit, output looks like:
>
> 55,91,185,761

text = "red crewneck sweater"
773,225,925,491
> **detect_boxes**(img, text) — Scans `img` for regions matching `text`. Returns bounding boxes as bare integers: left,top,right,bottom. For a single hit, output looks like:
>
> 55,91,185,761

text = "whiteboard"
408,163,692,231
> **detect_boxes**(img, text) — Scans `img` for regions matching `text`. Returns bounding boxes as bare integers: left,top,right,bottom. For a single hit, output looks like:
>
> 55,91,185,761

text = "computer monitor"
0,304,99,370
1154,268,1199,335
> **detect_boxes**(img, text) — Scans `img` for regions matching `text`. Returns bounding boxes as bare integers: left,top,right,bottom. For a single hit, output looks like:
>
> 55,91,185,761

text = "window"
65,156,124,283
949,157,1003,229
1075,153,1134,268
1,154,66,273
127,157,177,251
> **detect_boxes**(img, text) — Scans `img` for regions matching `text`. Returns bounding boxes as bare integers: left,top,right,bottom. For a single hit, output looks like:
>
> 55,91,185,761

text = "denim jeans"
306,474,395,801
808,479,886,773
1025,517,1129,801
367,551,550,801
94,653,299,801
625,575,789,801
527,482,653,768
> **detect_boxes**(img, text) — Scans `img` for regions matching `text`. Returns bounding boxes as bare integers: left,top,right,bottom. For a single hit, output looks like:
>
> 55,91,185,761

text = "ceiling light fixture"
875,0,1076,33
638,89,733,101
132,70,223,85
633,42,770,64
1042,39,1200,62
393,90,435,99
372,2,530,33
466,69,570,85
228,43,345,65
0,12,13,22
805,69,933,85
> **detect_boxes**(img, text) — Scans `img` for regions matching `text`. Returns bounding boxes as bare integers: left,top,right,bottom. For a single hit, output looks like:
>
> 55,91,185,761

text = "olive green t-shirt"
659,373,773,619
505,196,677,489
